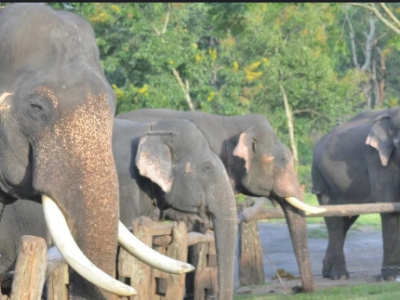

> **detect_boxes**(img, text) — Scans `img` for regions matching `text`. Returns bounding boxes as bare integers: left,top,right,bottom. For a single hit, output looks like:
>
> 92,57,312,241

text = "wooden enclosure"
117,217,217,300
3,199,400,299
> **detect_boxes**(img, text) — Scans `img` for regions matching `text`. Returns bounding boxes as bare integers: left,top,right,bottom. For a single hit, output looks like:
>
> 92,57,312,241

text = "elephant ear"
136,131,177,193
365,114,393,167
233,127,257,172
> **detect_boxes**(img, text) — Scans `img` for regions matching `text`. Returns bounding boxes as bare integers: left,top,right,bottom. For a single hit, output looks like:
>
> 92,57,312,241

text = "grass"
233,282,400,300
307,227,328,239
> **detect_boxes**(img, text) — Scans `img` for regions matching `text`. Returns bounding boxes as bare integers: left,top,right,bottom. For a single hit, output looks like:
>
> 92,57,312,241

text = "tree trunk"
280,84,298,172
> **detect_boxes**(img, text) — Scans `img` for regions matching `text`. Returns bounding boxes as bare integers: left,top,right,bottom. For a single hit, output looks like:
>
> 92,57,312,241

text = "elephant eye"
30,103,44,113
201,161,214,173
27,96,52,123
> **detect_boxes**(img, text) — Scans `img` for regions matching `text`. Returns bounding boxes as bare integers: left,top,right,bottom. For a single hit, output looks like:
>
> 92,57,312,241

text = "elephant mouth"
42,194,195,297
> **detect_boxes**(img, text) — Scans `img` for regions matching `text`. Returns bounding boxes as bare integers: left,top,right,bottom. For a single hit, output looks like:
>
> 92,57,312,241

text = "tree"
47,3,369,165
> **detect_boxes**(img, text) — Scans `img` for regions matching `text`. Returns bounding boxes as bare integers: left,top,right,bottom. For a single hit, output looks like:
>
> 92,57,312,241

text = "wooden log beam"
163,222,188,300
153,235,173,247
238,198,267,223
10,235,47,300
246,202,400,221
238,220,264,286
46,265,68,300
118,217,153,300
151,222,174,236
152,231,215,247
187,231,215,246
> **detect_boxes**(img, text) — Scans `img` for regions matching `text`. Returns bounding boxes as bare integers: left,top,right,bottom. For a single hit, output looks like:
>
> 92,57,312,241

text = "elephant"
312,106,400,281
114,118,237,300
0,4,191,299
0,118,237,300
117,108,324,292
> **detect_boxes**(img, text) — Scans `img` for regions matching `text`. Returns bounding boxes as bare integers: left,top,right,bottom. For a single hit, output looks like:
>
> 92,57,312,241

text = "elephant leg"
318,194,348,279
322,216,350,280
380,212,400,280
184,245,198,300
342,216,359,237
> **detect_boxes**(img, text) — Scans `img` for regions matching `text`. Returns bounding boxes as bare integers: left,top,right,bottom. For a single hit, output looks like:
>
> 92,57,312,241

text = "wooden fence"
0,217,217,300
3,199,400,299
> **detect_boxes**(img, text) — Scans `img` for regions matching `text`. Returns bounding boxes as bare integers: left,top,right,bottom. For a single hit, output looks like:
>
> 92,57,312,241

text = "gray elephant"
312,106,400,281
0,4,190,300
118,108,322,292
114,118,237,300
0,118,237,300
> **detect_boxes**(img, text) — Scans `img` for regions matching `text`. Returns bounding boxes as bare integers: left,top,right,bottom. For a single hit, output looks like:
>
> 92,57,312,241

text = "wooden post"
118,217,153,300
10,235,47,300
163,222,188,300
193,230,218,300
238,220,265,286
46,264,69,300
151,222,188,300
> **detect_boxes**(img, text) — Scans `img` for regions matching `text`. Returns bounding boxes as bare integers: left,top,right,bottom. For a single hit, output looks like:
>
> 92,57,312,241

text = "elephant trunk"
33,94,122,299
274,159,314,292
208,181,237,300
279,201,314,292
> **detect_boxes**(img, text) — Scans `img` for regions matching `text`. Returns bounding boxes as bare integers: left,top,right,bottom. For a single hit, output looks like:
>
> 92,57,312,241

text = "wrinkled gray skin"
114,118,237,300
0,118,237,300
118,109,314,292
312,106,400,281
0,201,48,295
0,4,120,300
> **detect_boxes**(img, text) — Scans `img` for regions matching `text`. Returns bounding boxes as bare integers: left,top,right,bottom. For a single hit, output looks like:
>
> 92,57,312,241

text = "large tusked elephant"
118,108,323,292
312,106,400,281
0,118,237,300
0,4,191,299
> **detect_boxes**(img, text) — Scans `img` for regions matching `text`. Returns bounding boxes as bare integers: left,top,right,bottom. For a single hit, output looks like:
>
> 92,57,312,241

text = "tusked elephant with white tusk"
0,118,237,299
0,3,191,299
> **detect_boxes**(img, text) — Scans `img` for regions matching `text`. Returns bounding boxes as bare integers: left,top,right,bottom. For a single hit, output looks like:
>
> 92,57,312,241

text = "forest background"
6,3,400,190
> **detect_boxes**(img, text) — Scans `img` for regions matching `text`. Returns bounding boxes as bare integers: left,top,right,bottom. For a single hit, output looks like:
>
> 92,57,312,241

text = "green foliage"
308,227,328,239
297,164,313,191
42,3,400,164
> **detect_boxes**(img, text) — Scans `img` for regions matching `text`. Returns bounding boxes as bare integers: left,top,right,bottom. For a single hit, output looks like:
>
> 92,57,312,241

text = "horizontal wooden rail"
239,200,400,222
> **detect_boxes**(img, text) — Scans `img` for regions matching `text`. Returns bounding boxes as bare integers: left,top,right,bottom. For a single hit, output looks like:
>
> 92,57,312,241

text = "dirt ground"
233,221,388,295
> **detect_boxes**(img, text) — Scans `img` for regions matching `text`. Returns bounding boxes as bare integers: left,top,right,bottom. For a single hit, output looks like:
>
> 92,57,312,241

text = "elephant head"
135,119,237,300
0,4,192,299
232,117,315,292
365,107,400,167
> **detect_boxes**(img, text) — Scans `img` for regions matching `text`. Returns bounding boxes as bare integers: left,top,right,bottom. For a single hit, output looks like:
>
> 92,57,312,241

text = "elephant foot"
329,271,349,280
322,256,349,280
381,266,400,281
322,265,349,280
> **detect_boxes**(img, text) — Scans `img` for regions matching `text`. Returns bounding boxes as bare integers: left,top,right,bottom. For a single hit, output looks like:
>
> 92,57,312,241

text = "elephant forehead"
36,91,114,176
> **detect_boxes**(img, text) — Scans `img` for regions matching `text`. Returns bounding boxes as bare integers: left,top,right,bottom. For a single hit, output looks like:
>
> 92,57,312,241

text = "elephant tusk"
42,195,136,297
285,197,327,215
118,222,195,274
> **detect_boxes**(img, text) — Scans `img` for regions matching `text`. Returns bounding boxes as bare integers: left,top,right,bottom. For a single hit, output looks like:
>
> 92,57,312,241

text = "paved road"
233,222,383,286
